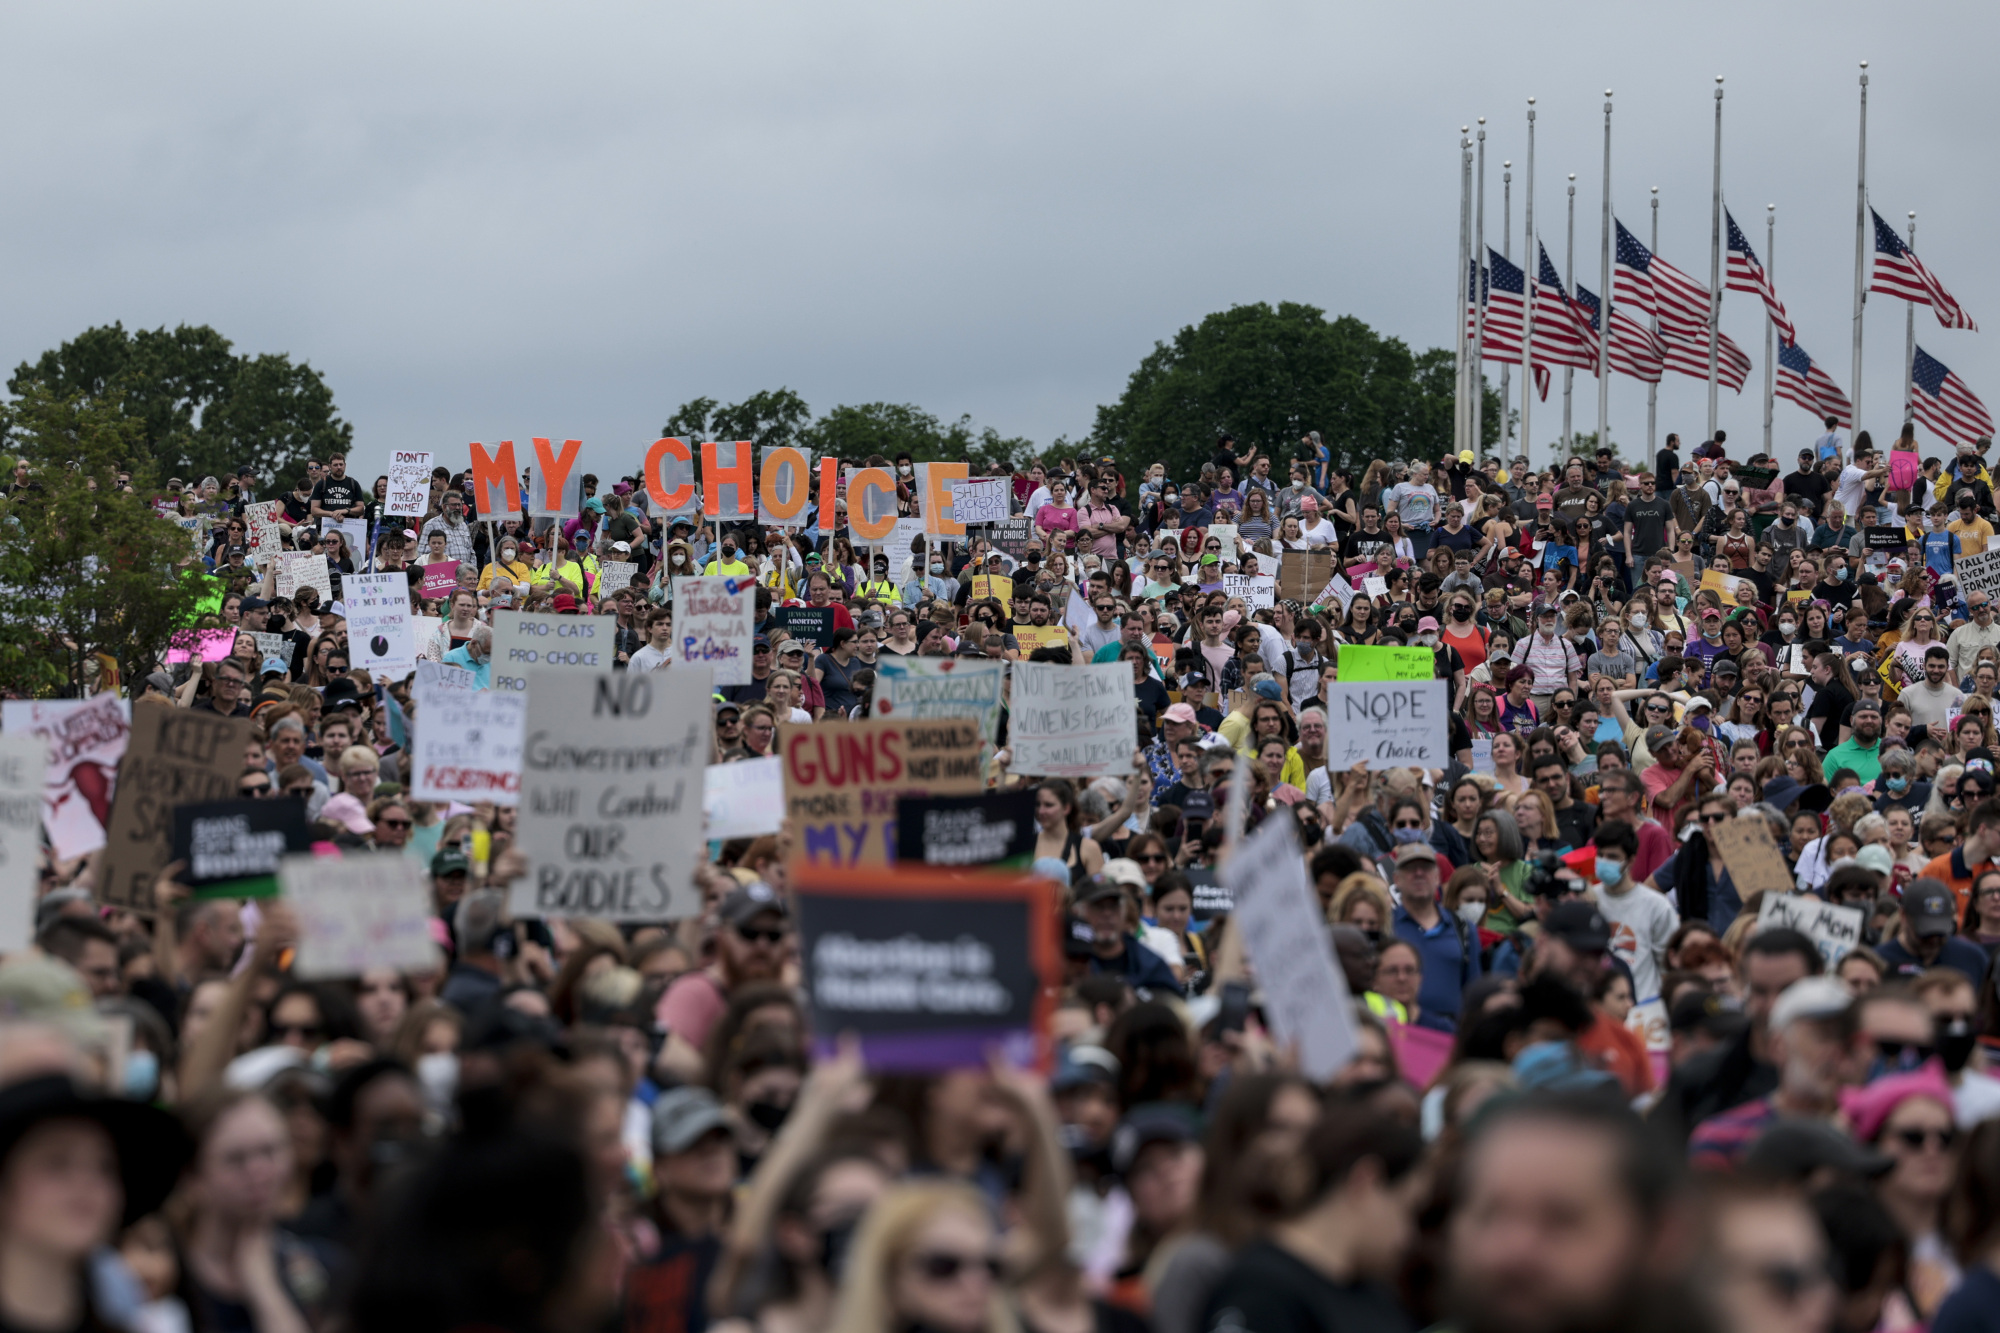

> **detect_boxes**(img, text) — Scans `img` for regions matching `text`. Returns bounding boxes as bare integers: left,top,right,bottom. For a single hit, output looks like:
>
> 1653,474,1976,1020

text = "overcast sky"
2,3,1991,483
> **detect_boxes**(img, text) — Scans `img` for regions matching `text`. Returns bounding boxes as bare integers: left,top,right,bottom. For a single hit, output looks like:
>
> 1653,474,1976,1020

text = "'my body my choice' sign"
490,611,618,692
1324,680,1449,771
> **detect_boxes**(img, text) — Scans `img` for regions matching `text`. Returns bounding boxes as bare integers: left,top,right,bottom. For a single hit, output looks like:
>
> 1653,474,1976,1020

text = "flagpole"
1706,75,1724,443
1648,186,1659,460
1474,120,1488,462
1763,204,1776,453
1564,172,1576,452
1456,127,1472,454
1521,98,1536,473
1597,90,1613,462
1903,212,1917,422
1852,61,1870,436
1501,162,1513,450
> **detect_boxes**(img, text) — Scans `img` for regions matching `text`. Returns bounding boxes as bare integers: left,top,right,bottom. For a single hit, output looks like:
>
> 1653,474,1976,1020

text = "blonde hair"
827,1182,1020,1333
1328,874,1392,927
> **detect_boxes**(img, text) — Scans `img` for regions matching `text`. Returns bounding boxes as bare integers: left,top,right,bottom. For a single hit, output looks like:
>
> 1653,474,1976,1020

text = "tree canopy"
6,322,352,485
1086,301,1500,483
662,390,1042,473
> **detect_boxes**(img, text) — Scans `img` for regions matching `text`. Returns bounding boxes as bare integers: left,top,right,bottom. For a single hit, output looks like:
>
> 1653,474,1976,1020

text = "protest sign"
990,518,1037,559
174,515,204,554
421,562,460,600
252,632,289,668
100,708,252,910
874,657,1006,745
1312,573,1357,612
490,610,619,692
331,517,369,568
1864,525,1910,556
703,756,786,841
244,501,283,557
384,450,434,518
1362,574,1388,598
1280,552,1336,604
1223,574,1277,609
792,863,1058,1070
895,791,1037,867
1324,680,1449,770
888,519,927,583
1386,1022,1455,1089
948,477,1012,526
1226,815,1358,1081
2,697,128,861
670,575,756,686
776,606,836,650
1336,645,1434,682
1698,568,1753,603
970,574,1012,615
0,735,47,953
411,678,525,805
599,561,638,597
166,628,239,665
1958,547,2000,600
345,573,418,680
1757,893,1865,968
781,716,983,867
1470,737,1494,774
515,669,711,919
285,853,439,979
277,553,332,603
170,798,310,898
1709,817,1798,901
1185,869,1233,921
1008,662,1136,778
1206,523,1238,556
757,446,816,528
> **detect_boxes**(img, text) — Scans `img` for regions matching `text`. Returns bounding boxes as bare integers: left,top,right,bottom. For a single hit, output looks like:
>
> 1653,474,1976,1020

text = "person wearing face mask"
1586,821,1678,1007
705,532,751,578
477,538,531,591
1439,594,1490,673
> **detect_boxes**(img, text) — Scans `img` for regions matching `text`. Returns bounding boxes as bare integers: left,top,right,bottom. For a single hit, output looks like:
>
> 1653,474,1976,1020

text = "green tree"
662,391,1043,473
6,323,351,485
660,387,814,451
0,384,204,697
1088,302,1501,483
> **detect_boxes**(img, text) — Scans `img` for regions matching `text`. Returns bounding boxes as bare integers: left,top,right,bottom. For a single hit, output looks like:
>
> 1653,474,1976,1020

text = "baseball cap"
1073,873,1126,906
1111,1103,1200,1175
1251,679,1282,701
1744,1118,1892,1182
319,794,373,836
777,640,808,657
431,847,470,878
1162,703,1197,725
718,881,789,927
611,540,631,553
550,592,578,613
1543,900,1612,951
1417,616,1439,632
1102,859,1147,892
1669,989,1747,1039
1052,1044,1120,1092
1181,791,1215,822
1769,977,1854,1032
1852,844,1896,879
1393,842,1438,867
1903,879,1958,939
1643,723,1676,753
651,1086,733,1156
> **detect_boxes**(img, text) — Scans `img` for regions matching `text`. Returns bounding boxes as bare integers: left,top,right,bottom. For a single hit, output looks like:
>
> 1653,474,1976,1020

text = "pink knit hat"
1839,1061,1955,1143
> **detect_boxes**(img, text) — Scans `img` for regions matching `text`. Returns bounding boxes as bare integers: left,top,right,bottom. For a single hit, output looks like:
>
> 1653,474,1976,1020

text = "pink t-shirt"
655,970,729,1049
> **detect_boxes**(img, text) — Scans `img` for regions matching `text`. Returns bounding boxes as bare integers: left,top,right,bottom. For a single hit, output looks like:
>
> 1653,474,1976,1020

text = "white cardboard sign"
948,477,1012,526
277,553,332,603
1323,680,1450,771
1756,893,1866,968
285,852,439,978
1008,661,1137,777
412,676,525,805
703,756,787,840
1227,815,1359,1081
384,450,434,519
490,610,619,693
671,575,756,686
0,734,49,953
344,573,418,680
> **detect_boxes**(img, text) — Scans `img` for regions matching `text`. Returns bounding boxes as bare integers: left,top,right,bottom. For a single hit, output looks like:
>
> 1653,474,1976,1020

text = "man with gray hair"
443,622,493,688
265,714,330,788
441,890,508,1012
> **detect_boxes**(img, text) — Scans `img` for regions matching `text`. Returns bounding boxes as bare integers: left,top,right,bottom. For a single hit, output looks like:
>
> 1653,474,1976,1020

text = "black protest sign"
1865,525,1909,554
1185,868,1235,921
990,518,1037,559
170,798,311,899
895,791,1036,867
777,606,837,650
792,864,1059,1072
101,708,254,910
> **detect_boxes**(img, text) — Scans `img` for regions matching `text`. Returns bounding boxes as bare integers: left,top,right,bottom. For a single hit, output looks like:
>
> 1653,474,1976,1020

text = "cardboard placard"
244,501,284,558
776,606,837,650
100,708,253,910
1223,573,1276,609
1323,680,1449,770
345,572,418,680
873,657,1007,746
252,632,290,668
1226,815,1358,1081
669,575,756,686
514,668,712,919
1280,551,1336,604
277,553,332,603
780,716,984,867
1008,662,1137,778
1698,568,1754,604
970,574,1013,616
1336,645,1433,682
0,735,48,952
490,610,620,692
703,756,787,841
1010,624,1069,656
421,562,460,601
888,518,927,585
1,697,129,861
1312,573,1357,612
384,450,435,518
792,863,1058,1071
413,659,479,693
1756,892,1866,969
166,628,239,665
990,517,1037,559
411,675,525,805
1957,547,2000,599
948,477,1012,526
895,791,1037,867
1708,817,1797,901
285,852,439,978
169,798,311,899
598,561,638,597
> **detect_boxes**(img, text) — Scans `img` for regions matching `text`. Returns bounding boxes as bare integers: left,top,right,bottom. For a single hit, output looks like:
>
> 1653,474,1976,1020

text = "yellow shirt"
1950,516,1995,557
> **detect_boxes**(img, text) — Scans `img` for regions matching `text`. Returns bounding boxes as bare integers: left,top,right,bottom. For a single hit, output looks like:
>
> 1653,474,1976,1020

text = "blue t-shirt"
1933,1264,2000,1333
1926,530,1960,576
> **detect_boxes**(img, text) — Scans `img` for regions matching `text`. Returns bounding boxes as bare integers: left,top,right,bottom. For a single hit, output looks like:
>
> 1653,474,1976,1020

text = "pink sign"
166,628,240,665
1385,1020,1454,1090
421,562,460,600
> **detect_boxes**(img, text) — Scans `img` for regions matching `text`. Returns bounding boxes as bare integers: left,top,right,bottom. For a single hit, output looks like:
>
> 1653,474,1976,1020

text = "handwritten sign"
704,756,787,841
515,669,711,919
385,451,434,519
1008,662,1137,777
412,676,525,805
1710,816,1798,901
244,501,283,558
421,562,460,600
1757,892,1865,968
781,716,984,867
277,552,332,603
1324,680,1449,771
1,697,129,861
598,561,638,597
100,708,252,910
873,657,1006,746
1223,573,1277,609
1313,573,1357,611
1227,815,1358,1081
1957,547,2000,599
888,518,927,585
345,573,418,680
948,477,1013,526
490,610,619,692
252,633,290,669
0,735,47,953
286,853,439,978
1362,574,1388,599
670,575,755,686
1337,645,1434,682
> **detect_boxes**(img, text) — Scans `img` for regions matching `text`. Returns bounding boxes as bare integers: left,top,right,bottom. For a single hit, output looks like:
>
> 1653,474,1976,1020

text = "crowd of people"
13,417,2000,1333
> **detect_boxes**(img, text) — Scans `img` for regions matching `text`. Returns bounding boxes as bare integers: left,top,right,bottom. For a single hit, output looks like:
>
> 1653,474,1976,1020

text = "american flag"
1533,243,1599,372
1910,345,1995,443
1612,220,1655,318
1724,210,1796,344
1872,209,1978,331
1466,251,1551,397
1575,285,1664,383
1775,341,1852,428
1660,328,1750,393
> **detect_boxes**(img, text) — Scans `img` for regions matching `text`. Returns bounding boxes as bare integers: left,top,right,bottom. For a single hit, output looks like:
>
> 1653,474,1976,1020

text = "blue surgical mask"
123,1049,159,1101
1886,774,1910,793
1835,569,1849,582
1392,826,1427,844
1595,857,1625,888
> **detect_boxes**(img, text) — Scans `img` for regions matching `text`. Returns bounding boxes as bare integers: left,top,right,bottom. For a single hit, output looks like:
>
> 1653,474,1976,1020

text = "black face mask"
819,1216,862,1280
1939,1016,1978,1073
1360,928,1383,949
1398,619,1417,634
1451,605,1472,621
745,1099,792,1133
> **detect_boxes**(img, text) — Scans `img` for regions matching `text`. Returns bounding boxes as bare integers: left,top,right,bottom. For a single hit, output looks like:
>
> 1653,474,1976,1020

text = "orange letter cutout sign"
817,457,841,532
845,467,896,542
757,447,812,525
701,441,755,518
919,462,969,539
644,438,697,514
527,436,583,517
469,440,521,518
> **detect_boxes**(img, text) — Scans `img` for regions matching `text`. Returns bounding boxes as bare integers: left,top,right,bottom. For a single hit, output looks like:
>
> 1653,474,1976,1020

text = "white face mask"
1457,901,1487,928
1629,612,1648,630
1779,621,1797,637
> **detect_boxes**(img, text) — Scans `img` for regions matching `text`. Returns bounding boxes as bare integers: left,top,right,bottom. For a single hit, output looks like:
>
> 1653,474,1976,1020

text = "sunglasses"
379,818,412,830
735,925,785,946
1891,1126,1957,1152
1136,853,1168,864
911,1252,1004,1283
274,1022,324,1041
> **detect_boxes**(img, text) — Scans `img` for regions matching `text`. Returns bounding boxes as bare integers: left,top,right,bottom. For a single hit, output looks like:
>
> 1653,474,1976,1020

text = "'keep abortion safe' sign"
1324,680,1450,771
